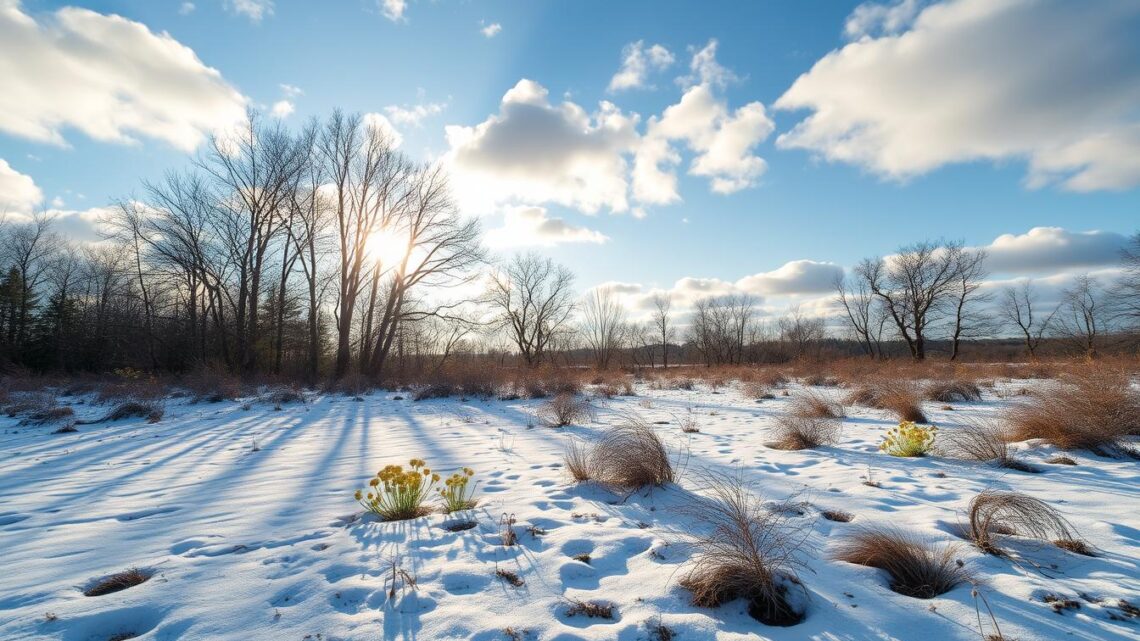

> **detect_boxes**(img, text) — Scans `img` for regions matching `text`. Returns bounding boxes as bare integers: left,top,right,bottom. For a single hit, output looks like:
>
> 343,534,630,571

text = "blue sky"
1,0,1138,316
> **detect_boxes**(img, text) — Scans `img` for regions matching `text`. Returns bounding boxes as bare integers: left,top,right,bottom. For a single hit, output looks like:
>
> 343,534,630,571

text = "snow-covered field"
1,380,1137,641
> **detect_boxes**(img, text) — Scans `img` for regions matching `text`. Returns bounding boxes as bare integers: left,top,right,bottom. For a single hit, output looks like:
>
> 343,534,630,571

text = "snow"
1,380,1137,640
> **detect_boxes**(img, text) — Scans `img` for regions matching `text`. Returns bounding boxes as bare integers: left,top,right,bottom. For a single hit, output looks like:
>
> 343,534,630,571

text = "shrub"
563,438,592,482
788,390,844,419
538,392,593,427
741,381,774,401
438,467,478,513
588,418,675,489
679,472,807,626
770,414,841,450
878,382,928,423
967,490,1087,556
261,385,304,406
1003,367,1140,454
925,380,982,403
355,459,439,521
97,400,164,424
832,526,971,598
412,382,458,401
20,404,74,425
938,418,1036,472
880,421,937,457
564,599,614,619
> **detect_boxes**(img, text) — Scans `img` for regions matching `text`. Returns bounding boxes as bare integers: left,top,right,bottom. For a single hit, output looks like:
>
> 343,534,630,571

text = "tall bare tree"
581,288,628,369
999,280,1057,361
1059,274,1105,358
834,272,886,359
650,293,674,368
947,248,990,360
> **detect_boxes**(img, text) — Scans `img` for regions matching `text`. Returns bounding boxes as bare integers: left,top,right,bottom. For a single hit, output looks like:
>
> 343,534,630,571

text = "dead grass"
845,379,928,423
832,526,971,599
1046,455,1077,465
587,417,675,490
967,490,1086,556
1003,367,1140,455
769,414,841,450
821,510,854,523
788,389,845,419
679,472,807,626
538,392,594,427
564,599,614,619
83,568,152,597
925,380,983,403
741,381,775,401
562,439,592,482
495,568,525,587
19,404,74,425
96,400,164,424
938,418,1037,472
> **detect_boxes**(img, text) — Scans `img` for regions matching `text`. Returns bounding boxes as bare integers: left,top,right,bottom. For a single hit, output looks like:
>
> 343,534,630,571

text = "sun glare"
364,229,409,265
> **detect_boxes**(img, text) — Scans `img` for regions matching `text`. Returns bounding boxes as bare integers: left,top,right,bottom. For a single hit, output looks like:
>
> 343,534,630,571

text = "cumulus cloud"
0,1,246,152
776,0,1140,191
978,227,1131,275
178,2,196,16
271,100,294,118
484,206,608,248
736,260,844,295
445,79,639,214
677,39,738,89
362,112,403,147
226,0,273,22
608,41,674,92
0,159,42,214
379,0,406,22
385,101,446,127
480,21,501,38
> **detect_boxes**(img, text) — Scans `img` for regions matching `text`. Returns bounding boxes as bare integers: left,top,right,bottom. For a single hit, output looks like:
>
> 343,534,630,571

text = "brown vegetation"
788,389,845,419
966,490,1087,556
832,526,971,598
84,568,152,597
769,414,842,450
1003,367,1140,454
938,418,1036,472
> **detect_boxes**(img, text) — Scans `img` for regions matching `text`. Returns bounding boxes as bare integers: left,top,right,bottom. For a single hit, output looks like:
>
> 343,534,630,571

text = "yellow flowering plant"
355,458,440,521
438,467,478,513
880,421,937,457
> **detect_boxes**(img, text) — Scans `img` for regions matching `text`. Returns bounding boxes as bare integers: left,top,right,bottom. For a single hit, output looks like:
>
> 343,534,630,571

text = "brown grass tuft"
587,417,675,489
821,510,853,523
538,393,594,427
564,599,614,619
679,472,807,626
495,568,525,587
83,568,152,597
846,379,928,423
769,414,841,450
788,389,845,419
562,438,592,482
1003,367,1140,454
924,380,982,403
832,526,970,599
938,418,1037,472
967,490,1085,556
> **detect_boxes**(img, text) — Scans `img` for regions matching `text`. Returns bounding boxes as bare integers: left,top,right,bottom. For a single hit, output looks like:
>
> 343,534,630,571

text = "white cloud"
0,2,246,152
480,21,501,38
776,0,1140,191
445,79,639,214
362,112,403,148
979,227,1131,275
384,101,446,127
179,2,196,16
736,260,844,295
0,159,42,214
271,100,294,119
634,44,774,203
226,0,273,22
279,83,303,98
379,0,406,22
484,206,608,248
844,0,920,39
678,39,737,89
608,40,674,92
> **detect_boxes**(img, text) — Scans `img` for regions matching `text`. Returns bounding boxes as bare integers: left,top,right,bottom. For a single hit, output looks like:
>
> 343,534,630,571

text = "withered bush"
679,472,807,626
769,414,841,450
924,380,982,403
589,418,674,489
563,438,592,482
967,490,1088,556
741,381,775,401
848,379,929,423
938,418,1036,472
19,404,74,425
832,526,970,599
1003,367,1140,455
538,392,594,427
98,400,164,424
788,390,845,419
182,367,244,402
84,568,152,597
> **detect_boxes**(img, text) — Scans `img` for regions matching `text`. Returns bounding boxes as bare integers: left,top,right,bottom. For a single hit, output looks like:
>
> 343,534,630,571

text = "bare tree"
999,281,1057,361
1059,274,1105,358
854,240,966,361
833,272,885,359
581,288,628,369
650,293,674,369
947,248,991,360
1114,231,1140,330
778,305,827,360
487,253,576,367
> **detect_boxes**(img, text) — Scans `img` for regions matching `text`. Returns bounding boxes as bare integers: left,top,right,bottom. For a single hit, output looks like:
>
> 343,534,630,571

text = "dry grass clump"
589,418,675,489
845,379,928,423
679,473,807,626
924,380,982,403
769,414,841,450
938,418,1036,472
495,568,525,587
967,490,1088,556
821,510,853,523
788,389,845,419
832,526,970,599
563,438,593,482
1046,455,1077,466
538,392,594,427
95,400,164,424
19,404,75,425
802,374,840,387
181,367,244,402
741,381,776,401
1003,367,1140,455
83,568,153,597
564,599,615,619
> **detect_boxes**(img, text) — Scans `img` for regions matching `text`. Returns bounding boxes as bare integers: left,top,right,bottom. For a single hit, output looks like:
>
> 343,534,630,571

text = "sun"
364,228,408,266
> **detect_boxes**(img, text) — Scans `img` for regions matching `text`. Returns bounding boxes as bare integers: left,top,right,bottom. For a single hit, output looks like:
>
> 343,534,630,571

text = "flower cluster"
438,467,478,513
880,421,937,457
355,458,440,521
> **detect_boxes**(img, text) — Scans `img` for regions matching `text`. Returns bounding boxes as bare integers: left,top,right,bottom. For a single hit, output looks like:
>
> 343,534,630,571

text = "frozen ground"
1,380,1137,640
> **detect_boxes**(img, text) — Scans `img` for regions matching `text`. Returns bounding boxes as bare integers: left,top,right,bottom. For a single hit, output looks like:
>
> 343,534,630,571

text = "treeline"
1,109,1138,380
